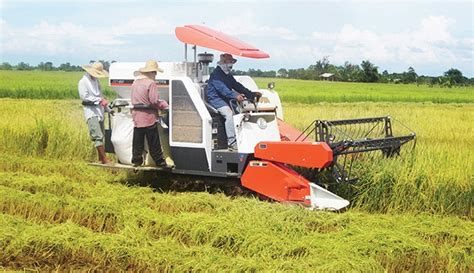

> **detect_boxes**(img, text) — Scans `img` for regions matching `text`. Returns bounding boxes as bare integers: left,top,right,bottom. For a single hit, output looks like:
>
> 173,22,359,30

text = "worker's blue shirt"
206,66,255,109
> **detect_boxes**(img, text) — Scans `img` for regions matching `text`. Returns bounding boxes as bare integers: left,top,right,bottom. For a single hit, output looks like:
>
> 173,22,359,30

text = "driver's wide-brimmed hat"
138,60,164,73
217,53,237,64
82,62,109,78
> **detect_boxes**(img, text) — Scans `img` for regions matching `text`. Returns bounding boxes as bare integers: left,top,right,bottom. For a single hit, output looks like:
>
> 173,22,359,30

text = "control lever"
105,102,115,115
253,92,261,112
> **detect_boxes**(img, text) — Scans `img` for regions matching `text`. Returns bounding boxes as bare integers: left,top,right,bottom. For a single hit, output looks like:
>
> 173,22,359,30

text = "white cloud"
0,17,173,56
109,17,172,36
216,11,298,41
213,13,471,74
1,13,472,75
416,16,453,43
308,16,462,65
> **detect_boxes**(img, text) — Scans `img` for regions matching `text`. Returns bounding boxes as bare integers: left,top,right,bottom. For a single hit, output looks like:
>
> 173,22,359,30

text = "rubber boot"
96,145,111,164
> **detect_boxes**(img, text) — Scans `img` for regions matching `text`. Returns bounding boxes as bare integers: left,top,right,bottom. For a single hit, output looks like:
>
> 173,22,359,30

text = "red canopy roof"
175,25,269,59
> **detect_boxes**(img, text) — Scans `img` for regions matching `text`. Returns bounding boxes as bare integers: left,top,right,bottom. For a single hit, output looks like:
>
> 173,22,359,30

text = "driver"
207,53,261,151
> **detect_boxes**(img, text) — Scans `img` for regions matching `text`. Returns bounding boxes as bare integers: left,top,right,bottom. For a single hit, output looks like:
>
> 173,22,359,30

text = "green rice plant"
0,184,121,233
0,70,114,99
283,102,474,217
0,75,473,270
0,99,472,216
255,77,474,104
1,71,473,103
0,187,472,271
0,99,95,160
0,150,472,271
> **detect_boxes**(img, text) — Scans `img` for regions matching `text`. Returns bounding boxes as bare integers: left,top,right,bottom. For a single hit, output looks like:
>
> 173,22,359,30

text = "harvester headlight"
257,117,267,129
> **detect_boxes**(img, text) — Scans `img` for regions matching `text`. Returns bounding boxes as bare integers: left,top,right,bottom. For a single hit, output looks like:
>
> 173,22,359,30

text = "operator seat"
201,83,228,149
202,83,219,117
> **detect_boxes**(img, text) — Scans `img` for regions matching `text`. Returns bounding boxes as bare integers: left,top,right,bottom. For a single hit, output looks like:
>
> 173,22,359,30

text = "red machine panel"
277,118,311,142
241,161,311,204
254,141,333,169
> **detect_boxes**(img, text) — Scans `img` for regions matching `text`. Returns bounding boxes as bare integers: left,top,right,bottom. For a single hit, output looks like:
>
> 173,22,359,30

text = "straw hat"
81,62,109,78
133,70,148,80
138,60,164,73
217,53,237,65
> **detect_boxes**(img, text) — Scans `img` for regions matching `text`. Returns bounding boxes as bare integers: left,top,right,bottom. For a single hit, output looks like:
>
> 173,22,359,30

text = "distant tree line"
0,60,113,72
232,57,473,87
1,58,472,87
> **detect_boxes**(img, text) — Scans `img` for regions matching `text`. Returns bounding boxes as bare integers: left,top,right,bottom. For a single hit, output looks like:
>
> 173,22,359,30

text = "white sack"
111,113,134,165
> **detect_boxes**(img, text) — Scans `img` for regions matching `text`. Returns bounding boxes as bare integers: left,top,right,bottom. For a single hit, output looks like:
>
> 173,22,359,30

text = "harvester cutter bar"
319,116,390,126
292,116,416,183
331,135,416,155
314,116,416,155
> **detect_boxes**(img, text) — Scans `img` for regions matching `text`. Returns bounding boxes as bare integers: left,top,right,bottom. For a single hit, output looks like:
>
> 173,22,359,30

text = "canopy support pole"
193,45,197,80
184,43,188,75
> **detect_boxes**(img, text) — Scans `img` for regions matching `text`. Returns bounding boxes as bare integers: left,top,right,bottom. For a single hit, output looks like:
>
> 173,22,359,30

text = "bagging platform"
88,162,172,172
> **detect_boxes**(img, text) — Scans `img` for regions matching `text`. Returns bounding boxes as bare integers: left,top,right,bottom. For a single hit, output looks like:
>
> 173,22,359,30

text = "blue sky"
1,0,473,76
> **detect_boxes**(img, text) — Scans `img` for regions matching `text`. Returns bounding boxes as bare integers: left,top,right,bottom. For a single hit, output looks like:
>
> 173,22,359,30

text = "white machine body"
234,112,281,153
90,25,351,212
107,61,284,172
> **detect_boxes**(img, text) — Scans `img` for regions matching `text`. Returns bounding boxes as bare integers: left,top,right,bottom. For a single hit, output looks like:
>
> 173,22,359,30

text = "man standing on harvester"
131,60,169,168
207,53,261,150
78,61,111,164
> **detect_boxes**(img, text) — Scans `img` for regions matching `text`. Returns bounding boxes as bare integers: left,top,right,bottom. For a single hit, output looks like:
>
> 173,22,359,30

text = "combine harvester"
93,25,416,210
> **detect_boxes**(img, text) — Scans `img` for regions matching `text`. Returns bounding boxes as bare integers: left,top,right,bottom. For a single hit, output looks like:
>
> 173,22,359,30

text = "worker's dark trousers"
131,123,165,166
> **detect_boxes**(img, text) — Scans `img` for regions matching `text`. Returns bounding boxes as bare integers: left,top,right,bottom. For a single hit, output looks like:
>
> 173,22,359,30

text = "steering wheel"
229,91,262,114
228,98,240,114
229,97,258,114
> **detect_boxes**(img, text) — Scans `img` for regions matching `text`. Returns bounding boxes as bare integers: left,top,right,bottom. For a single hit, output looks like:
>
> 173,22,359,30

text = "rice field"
0,71,473,271
255,77,474,104
284,102,473,216
1,70,473,103
0,70,114,99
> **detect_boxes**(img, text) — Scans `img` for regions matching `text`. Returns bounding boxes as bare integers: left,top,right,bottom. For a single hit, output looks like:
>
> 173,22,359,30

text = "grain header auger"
91,25,416,211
